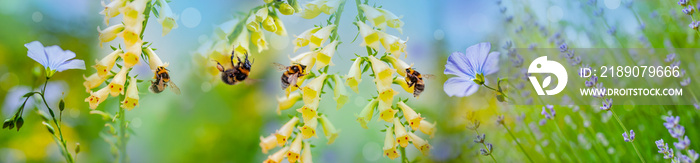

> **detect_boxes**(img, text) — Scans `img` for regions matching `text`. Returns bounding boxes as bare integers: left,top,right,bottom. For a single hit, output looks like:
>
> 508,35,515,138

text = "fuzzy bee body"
217,53,252,85
149,66,180,94
275,63,307,89
405,68,431,97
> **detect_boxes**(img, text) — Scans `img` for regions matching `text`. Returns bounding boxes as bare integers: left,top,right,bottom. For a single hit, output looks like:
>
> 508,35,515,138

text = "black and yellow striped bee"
405,68,433,97
149,66,181,94
216,53,253,85
273,63,308,89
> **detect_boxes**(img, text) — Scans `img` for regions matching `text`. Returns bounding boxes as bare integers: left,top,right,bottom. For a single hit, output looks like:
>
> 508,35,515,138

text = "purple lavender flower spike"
666,53,676,62
674,135,690,150
629,130,635,141
622,132,630,142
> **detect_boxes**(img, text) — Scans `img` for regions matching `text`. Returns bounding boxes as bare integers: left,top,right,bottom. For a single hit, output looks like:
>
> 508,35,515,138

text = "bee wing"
272,62,288,71
288,73,300,87
422,74,436,79
168,82,181,95
244,78,261,85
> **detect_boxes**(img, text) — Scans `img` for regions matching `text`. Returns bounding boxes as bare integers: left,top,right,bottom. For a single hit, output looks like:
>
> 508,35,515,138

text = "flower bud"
262,16,277,33
272,15,287,36
278,3,295,15
251,29,268,53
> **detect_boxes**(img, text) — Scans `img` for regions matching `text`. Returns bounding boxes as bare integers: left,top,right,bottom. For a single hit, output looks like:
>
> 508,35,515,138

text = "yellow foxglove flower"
121,43,142,68
296,98,319,123
255,7,269,22
309,25,336,50
99,0,127,25
397,101,422,130
377,99,397,122
262,16,277,32
272,15,287,36
287,135,302,163
251,29,269,53
355,98,378,129
301,141,312,163
246,14,260,32
108,67,128,96
367,55,393,86
383,127,400,160
145,47,168,71
377,8,404,33
293,27,320,52
97,24,125,48
419,120,436,138
232,29,250,55
264,147,289,163
277,91,302,114
211,40,234,67
393,77,414,94
121,76,139,110
345,58,363,93
320,0,341,15
319,114,340,144
357,21,381,50
85,86,110,109
93,49,122,78
275,117,299,145
120,0,148,28
214,18,239,40
358,4,387,28
278,3,295,15
394,118,409,148
408,132,430,155
300,0,323,19
83,73,108,93
315,40,338,70
332,75,348,110
376,79,398,106
298,117,318,139
379,33,408,59
120,26,142,48
260,134,278,154
381,55,411,77
156,0,178,36
302,73,327,104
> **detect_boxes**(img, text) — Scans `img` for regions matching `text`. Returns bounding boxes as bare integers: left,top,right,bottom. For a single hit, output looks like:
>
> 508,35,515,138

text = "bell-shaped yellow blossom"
260,134,278,154
315,40,338,70
83,73,110,93
263,147,289,163
301,141,312,163
262,16,277,33
93,49,122,78
108,67,128,96
382,55,411,77
357,21,381,50
275,117,299,146
232,29,250,56
383,127,400,160
419,120,436,139
309,25,336,50
145,47,168,71
345,58,363,93
251,29,268,53
393,77,414,94
277,91,302,114
377,8,404,33
356,98,378,129
214,18,239,40
407,132,430,155
358,4,387,28
394,118,409,148
319,115,340,144
302,73,328,104
397,101,422,130
367,55,394,86
379,33,408,59
246,14,260,32
332,75,348,110
121,76,139,110
120,0,148,28
377,100,397,122
98,24,125,48
293,27,320,52
287,135,303,163
296,98,319,123
85,86,110,109
99,0,126,25
298,117,318,139
320,0,341,15
120,26,143,48
211,40,233,66
272,15,287,36
156,0,178,36
300,0,323,19
376,76,398,106
255,7,269,22
279,3,295,15
121,43,142,68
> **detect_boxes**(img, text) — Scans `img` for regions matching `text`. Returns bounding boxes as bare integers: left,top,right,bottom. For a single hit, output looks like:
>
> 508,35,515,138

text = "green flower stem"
610,108,645,163
139,0,154,39
501,123,534,163
38,78,73,163
551,118,581,162
399,146,408,163
474,129,497,163
118,95,127,163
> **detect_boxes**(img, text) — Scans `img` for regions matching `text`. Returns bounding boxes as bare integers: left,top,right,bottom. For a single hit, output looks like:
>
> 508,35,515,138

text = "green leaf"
22,92,35,98
110,45,117,51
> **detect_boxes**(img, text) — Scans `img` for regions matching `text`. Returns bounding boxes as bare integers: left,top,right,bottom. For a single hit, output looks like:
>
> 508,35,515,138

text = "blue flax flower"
25,41,85,78
443,42,499,97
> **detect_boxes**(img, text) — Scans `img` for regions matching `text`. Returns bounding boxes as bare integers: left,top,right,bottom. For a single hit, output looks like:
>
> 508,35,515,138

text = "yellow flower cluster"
300,0,342,19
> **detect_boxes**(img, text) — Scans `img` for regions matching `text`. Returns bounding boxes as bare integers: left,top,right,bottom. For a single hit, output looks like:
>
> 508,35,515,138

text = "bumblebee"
149,66,181,94
273,63,308,89
405,68,433,97
216,53,253,85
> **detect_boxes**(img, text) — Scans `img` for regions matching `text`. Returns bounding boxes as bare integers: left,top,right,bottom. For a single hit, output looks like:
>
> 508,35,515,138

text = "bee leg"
216,62,225,72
